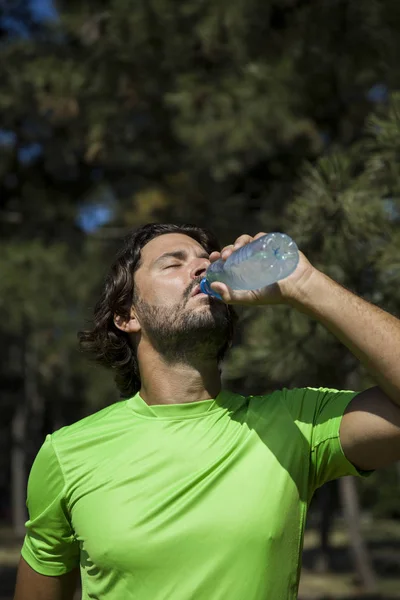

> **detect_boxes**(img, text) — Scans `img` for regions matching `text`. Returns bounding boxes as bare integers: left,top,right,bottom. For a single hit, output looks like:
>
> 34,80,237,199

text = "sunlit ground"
299,519,400,599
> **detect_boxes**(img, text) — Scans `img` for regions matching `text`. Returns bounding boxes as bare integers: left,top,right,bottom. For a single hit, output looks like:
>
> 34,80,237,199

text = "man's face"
132,233,237,363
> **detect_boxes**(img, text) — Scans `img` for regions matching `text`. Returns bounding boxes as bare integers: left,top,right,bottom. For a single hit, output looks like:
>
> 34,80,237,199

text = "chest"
70,416,307,571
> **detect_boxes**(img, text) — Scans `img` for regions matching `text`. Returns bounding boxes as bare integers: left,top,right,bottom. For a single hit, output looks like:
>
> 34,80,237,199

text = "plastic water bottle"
200,232,299,299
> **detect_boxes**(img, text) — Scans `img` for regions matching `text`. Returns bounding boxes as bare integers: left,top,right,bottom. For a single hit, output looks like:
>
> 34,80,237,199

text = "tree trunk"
28,334,45,461
11,396,28,537
11,332,42,537
315,480,338,573
339,476,378,593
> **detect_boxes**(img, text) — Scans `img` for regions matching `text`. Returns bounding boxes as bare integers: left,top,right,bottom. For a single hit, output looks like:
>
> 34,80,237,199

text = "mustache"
184,279,202,303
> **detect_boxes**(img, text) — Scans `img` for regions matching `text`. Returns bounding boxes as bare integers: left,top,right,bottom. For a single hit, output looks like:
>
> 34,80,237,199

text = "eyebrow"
152,249,209,267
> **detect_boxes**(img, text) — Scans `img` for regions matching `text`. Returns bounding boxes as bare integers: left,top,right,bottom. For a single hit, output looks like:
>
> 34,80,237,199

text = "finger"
221,235,252,260
221,233,267,260
233,234,253,249
210,282,236,304
210,282,255,305
209,250,221,263
220,244,235,260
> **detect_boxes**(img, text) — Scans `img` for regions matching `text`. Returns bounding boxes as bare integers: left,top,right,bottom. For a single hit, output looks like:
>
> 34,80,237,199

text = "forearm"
14,558,79,600
289,270,400,406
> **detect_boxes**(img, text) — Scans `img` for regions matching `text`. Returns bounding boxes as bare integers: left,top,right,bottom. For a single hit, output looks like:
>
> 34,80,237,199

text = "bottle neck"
200,278,223,300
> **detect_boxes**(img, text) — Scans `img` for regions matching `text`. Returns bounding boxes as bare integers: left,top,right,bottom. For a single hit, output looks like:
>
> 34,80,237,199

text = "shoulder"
247,386,356,426
52,399,128,444
49,400,130,474
246,387,310,416
243,389,290,427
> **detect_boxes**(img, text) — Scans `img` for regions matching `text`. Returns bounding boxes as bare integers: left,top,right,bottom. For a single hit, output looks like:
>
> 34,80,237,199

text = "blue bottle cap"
200,278,223,301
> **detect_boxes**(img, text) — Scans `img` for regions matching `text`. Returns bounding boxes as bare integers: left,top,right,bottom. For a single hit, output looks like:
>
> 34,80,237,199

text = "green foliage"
0,241,78,330
226,94,400,395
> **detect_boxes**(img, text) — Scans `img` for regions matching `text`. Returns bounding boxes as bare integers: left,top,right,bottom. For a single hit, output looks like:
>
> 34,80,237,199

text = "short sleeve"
281,387,373,494
21,434,80,576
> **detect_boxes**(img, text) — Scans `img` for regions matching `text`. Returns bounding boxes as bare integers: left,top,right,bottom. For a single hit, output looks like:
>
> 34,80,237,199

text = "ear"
114,308,141,334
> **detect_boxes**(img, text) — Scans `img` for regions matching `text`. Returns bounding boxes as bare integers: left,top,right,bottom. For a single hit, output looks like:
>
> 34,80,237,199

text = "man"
14,222,400,600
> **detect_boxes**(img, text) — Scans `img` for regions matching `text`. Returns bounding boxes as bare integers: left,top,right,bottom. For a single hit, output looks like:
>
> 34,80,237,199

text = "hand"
208,232,316,306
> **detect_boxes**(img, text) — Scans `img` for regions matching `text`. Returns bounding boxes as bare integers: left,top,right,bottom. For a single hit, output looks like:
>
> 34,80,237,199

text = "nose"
190,258,209,280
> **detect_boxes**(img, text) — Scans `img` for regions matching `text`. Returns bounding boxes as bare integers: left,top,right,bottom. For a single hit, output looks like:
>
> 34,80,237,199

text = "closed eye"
164,263,181,269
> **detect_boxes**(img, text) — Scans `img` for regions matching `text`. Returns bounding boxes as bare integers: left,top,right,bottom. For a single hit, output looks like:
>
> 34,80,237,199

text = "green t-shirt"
22,387,367,599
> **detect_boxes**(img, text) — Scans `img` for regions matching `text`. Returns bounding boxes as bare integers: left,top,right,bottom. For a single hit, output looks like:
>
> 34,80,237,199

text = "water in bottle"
200,232,299,299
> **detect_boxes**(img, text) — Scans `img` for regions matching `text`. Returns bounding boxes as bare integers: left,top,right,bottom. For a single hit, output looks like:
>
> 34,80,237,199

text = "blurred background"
1,0,400,598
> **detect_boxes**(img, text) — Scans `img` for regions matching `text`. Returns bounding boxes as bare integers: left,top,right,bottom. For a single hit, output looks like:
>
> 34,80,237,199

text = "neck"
137,344,222,405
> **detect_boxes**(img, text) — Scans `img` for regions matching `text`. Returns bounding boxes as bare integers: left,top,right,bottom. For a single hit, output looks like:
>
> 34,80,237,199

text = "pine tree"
224,93,400,590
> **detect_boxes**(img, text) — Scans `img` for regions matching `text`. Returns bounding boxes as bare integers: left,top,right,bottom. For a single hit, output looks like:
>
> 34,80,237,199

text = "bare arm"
289,270,400,470
210,233,400,471
14,557,79,600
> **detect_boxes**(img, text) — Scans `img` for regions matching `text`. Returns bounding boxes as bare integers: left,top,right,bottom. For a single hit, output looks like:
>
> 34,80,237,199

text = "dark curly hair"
78,223,227,398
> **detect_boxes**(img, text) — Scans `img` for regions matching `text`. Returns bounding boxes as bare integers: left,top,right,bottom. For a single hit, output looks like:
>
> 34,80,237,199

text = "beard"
134,282,238,365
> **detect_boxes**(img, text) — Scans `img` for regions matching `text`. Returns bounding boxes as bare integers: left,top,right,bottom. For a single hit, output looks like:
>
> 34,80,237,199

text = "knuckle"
234,235,251,248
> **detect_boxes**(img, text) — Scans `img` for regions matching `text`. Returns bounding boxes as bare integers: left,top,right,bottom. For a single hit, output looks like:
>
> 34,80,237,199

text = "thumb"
210,282,232,303
210,282,251,305
210,282,261,306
